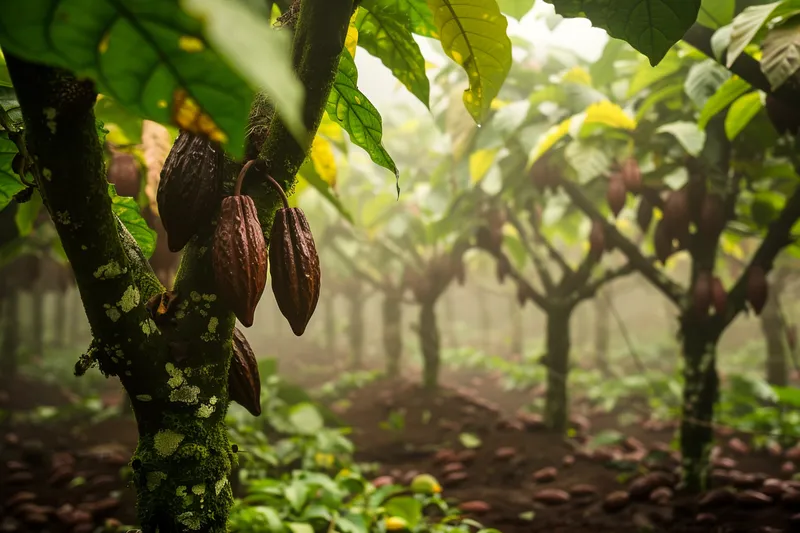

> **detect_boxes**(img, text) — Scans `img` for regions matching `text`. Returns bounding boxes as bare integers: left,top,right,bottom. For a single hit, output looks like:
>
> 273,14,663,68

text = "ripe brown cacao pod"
636,198,653,233
620,158,642,193
606,174,627,218
693,271,712,316
158,131,223,252
589,220,605,261
711,277,727,316
269,207,321,336
663,187,690,240
108,149,141,198
530,157,557,192
654,220,674,265
698,194,726,241
212,194,267,328
746,265,769,315
766,94,800,136
229,327,262,417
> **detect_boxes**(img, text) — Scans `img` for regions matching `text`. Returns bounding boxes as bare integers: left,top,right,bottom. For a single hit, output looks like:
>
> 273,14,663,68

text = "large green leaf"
697,0,735,29
108,184,156,259
95,96,144,146
427,0,513,123
725,91,763,139
697,76,751,128
547,0,701,65
684,59,729,110
726,1,782,67
374,0,439,37
326,50,399,192
761,19,800,90
627,50,682,96
0,0,302,158
656,121,707,156
356,3,430,107
0,136,24,211
497,0,536,19
0,51,11,88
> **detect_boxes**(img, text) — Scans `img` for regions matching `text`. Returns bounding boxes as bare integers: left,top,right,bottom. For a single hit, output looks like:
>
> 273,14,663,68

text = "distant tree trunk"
383,293,402,375
510,296,523,356
419,299,440,390
544,306,572,432
762,271,788,386
477,288,491,352
441,289,455,349
52,290,69,348
324,293,336,355
347,283,364,370
594,288,612,377
0,280,20,378
30,283,45,361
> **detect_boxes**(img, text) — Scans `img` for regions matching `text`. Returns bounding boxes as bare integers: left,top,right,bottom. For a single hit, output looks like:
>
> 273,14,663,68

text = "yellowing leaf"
346,9,359,58
583,100,636,131
317,114,344,143
425,60,439,70
172,88,227,143
527,117,572,168
428,0,512,123
310,136,337,187
562,66,592,86
491,99,509,110
178,35,204,53
469,148,498,183
720,237,744,259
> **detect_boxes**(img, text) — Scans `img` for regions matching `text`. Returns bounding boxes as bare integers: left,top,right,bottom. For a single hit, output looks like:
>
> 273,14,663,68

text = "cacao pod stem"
265,173,291,209
235,159,258,197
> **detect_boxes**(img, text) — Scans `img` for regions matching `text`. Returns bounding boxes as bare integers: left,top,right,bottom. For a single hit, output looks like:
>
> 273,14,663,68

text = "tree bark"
762,272,788,386
30,282,45,361
0,278,20,378
383,294,402,375
544,306,572,432
594,288,611,377
419,300,441,390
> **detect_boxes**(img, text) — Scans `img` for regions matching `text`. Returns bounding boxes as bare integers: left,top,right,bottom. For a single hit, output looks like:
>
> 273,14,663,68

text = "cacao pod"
653,220,674,265
711,277,727,316
766,94,800,136
269,207,321,336
693,271,712,316
158,131,224,252
663,188,690,241
229,328,262,416
588,220,605,261
746,266,769,315
698,194,726,241
620,157,642,193
606,174,627,218
530,157,557,192
212,194,268,328
108,149,141,198
636,198,653,233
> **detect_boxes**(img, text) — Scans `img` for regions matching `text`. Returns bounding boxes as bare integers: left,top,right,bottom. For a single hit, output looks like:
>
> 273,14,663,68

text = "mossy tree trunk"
383,292,402,375
543,305,572,432
762,270,788,386
5,2,354,530
419,299,440,390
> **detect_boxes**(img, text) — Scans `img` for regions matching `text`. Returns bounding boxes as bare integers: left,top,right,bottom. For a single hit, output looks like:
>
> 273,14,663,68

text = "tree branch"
573,259,650,302
557,176,685,306
476,246,549,310
4,55,161,381
505,207,556,292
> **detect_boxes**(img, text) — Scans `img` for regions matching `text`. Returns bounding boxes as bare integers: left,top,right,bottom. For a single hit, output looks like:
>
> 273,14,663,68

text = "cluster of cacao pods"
605,157,642,219
691,270,727,317
229,328,261,416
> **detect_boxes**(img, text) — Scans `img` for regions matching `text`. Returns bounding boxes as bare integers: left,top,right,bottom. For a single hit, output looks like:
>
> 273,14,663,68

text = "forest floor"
1,351,799,533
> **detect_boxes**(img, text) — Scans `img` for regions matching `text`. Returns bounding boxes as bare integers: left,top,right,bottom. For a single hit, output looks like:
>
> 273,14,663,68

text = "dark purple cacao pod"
711,276,727,316
620,158,642,193
746,266,769,315
229,328,261,416
589,220,605,261
693,271,712,316
606,174,627,218
636,198,653,233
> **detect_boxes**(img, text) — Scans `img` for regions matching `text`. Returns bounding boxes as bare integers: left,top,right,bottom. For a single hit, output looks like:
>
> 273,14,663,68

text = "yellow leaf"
178,36,204,53
317,114,343,143
720,237,744,259
425,61,439,70
346,8,359,58
171,89,227,143
310,136,337,187
562,66,592,86
469,148,498,183
527,117,572,168
491,99,509,110
583,100,637,131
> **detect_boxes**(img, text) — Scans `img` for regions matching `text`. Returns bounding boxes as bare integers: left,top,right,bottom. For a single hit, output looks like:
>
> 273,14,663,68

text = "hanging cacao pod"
636,197,653,233
698,193,726,242
268,178,321,336
530,157,557,192
229,328,262,417
766,94,800,136
212,162,268,328
663,187,690,240
158,131,224,252
711,276,727,316
588,220,605,261
606,174,627,218
653,220,674,265
693,270,712,316
746,265,769,315
620,157,642,193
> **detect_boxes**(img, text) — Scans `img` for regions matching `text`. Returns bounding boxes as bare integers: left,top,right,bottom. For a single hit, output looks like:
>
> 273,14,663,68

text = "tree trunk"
0,283,20,378
324,294,336,355
442,289,456,348
594,289,611,377
762,276,787,386
347,287,364,370
679,318,719,492
477,288,491,352
419,300,440,390
383,294,402,375
53,290,69,348
510,296,523,357
544,307,571,433
30,283,45,361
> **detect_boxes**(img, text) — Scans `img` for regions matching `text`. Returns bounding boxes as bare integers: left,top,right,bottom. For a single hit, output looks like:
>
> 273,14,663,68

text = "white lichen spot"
202,294,217,302
190,291,201,302
175,310,186,320
170,385,200,404
111,356,119,364
125,370,132,376
177,512,201,531
106,307,121,322
199,310,208,318
191,484,205,496
195,404,214,418
207,317,218,334
81,245,87,251
115,349,124,358
94,261,123,279
118,285,141,313
199,246,208,255
209,396,218,406
141,318,158,336
42,168,52,181
43,107,57,134
214,478,228,495
176,486,187,497
166,363,185,388
153,430,184,457
136,394,152,402
146,471,167,490
55,211,70,225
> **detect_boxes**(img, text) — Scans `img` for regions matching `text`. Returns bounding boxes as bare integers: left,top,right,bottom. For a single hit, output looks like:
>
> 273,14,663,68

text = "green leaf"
697,76,751,129
726,1,782,67
697,0,735,29
95,96,144,146
288,403,324,435
356,3,430,107
427,0,513,123
497,0,536,19
761,19,800,90
656,121,707,156
0,52,12,88
724,91,763,139
0,86,22,131
586,429,624,451
0,1,298,158
547,0,701,65
384,497,423,528
684,59,729,110
14,189,43,237
297,159,354,224
458,432,482,449
108,184,157,259
0,137,25,211
326,50,399,192
627,50,682,96
182,0,305,142
375,0,439,37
